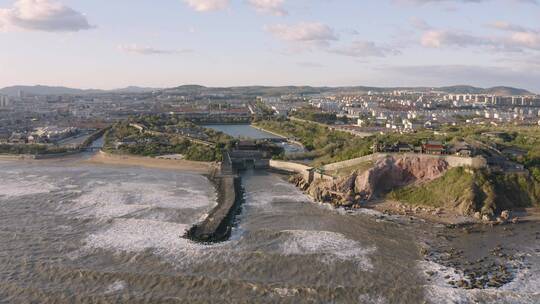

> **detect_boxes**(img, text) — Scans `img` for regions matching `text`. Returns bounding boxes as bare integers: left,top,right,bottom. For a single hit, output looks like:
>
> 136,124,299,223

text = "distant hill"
111,86,161,93
166,85,325,96
484,86,532,96
438,85,532,96
0,85,101,97
0,84,534,97
0,85,162,97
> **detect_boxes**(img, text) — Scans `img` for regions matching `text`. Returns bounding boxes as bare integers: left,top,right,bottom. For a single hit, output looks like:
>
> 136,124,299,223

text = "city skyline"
1,0,540,91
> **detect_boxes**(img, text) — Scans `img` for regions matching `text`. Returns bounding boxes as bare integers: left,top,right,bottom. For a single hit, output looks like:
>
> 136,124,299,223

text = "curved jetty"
185,174,243,243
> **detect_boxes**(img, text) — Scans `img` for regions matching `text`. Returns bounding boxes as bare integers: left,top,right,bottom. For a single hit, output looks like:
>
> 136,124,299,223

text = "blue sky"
1,0,539,91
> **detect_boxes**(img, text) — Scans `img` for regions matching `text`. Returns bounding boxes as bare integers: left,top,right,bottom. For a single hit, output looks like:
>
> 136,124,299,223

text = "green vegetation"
253,100,275,118
487,172,540,211
389,167,540,215
326,161,374,178
291,107,340,124
255,118,540,171
80,127,110,148
0,144,70,155
389,167,476,210
434,124,540,182
253,119,373,166
103,115,234,161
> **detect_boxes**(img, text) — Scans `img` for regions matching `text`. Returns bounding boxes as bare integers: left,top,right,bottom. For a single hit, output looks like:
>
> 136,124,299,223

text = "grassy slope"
327,161,374,178
389,167,540,215
253,120,373,166
389,167,475,211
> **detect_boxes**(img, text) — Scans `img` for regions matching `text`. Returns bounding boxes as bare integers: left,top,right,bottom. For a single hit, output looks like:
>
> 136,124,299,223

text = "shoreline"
284,172,540,226
84,151,217,175
0,154,36,161
250,125,287,139
251,124,306,148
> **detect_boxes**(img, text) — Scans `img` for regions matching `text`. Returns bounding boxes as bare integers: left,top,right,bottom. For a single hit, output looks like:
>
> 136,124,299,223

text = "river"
203,124,305,153
0,154,539,302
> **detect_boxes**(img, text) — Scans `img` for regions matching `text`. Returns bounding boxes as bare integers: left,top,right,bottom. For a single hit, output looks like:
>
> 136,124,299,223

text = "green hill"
389,168,540,216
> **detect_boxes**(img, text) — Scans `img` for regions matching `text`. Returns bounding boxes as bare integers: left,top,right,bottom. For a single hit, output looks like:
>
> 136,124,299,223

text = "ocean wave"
278,230,376,271
418,254,540,304
81,218,236,267
85,218,196,253
0,175,59,198
66,181,214,220
103,280,127,295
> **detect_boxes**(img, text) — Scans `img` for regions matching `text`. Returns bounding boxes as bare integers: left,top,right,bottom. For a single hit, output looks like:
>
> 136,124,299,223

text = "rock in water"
500,210,511,221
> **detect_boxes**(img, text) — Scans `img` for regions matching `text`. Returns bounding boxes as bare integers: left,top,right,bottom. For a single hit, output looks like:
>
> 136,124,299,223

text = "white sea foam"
247,192,312,207
85,218,195,253
418,256,540,304
68,181,213,219
357,294,388,304
273,287,300,297
104,280,127,294
279,230,376,270
500,251,540,295
83,218,236,267
0,175,59,197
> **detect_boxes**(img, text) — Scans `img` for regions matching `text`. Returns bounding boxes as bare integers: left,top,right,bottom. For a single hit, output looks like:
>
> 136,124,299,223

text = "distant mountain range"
436,85,532,96
0,84,534,97
0,85,159,97
163,85,535,96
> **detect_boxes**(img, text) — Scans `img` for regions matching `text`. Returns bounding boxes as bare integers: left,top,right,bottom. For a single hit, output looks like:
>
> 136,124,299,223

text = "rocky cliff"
291,155,449,208
290,154,540,221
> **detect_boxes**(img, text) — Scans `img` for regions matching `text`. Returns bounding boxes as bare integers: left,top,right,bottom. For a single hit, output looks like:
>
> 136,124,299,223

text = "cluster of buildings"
0,95,9,108
444,94,540,107
5,126,80,145
257,96,309,117
295,91,540,133
372,140,471,156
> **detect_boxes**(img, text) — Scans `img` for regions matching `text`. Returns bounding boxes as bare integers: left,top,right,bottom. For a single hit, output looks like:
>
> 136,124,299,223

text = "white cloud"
297,61,325,68
182,0,230,12
410,17,431,30
247,0,287,16
397,0,537,4
266,22,400,58
510,31,540,49
420,23,540,51
119,44,193,55
490,22,540,49
0,0,93,32
420,30,488,48
330,41,400,57
489,21,530,32
265,22,338,47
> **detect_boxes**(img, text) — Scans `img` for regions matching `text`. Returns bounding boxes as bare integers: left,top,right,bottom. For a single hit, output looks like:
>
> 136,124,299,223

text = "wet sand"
85,151,216,174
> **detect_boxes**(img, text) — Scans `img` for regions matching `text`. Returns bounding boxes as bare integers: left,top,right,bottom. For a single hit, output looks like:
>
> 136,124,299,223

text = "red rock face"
354,156,449,200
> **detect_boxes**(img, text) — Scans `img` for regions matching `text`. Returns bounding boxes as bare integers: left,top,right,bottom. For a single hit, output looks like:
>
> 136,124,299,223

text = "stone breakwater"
185,174,244,243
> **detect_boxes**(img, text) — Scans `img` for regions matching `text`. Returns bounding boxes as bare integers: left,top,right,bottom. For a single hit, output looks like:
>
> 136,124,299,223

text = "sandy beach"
0,154,36,161
85,151,216,174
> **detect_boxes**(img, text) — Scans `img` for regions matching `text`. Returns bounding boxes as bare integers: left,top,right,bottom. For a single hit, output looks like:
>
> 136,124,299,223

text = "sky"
0,0,539,92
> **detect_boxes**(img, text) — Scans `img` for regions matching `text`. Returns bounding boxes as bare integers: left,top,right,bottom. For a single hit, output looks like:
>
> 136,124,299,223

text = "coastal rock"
335,173,357,193
354,155,449,200
500,210,511,221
